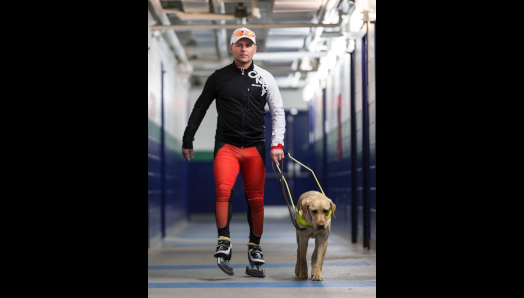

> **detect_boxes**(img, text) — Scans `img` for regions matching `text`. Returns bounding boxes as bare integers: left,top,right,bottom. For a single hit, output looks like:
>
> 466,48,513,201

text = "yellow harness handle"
274,152,325,212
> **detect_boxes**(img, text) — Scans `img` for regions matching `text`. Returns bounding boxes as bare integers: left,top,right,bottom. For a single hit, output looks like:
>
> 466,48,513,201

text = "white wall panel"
188,86,217,152
354,35,363,113
148,10,190,146
367,22,375,106
148,11,162,127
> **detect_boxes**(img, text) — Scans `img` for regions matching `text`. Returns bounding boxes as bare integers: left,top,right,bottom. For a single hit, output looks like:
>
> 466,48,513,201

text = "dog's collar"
296,192,332,227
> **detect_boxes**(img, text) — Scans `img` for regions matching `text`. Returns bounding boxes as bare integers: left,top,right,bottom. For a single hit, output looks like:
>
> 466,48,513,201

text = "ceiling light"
320,28,344,38
347,39,355,53
300,57,312,71
302,79,320,102
291,59,298,71
291,72,301,88
302,84,314,102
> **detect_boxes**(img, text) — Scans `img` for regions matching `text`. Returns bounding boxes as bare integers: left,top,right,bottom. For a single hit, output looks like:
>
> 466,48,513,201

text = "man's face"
229,38,257,65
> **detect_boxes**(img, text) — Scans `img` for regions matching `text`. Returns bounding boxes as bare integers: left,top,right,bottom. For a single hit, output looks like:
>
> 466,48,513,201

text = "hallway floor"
148,214,376,297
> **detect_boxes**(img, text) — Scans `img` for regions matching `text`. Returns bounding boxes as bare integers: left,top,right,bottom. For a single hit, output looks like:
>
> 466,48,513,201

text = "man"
181,27,285,273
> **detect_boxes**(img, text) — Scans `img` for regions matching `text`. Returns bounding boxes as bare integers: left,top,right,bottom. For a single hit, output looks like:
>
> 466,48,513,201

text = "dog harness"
296,192,332,227
272,154,334,231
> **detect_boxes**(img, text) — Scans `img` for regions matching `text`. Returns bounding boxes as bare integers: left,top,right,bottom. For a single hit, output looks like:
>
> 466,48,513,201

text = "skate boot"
245,243,265,277
214,236,234,276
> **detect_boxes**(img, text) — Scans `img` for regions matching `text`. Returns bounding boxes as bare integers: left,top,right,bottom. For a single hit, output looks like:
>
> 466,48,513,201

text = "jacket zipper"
241,68,245,148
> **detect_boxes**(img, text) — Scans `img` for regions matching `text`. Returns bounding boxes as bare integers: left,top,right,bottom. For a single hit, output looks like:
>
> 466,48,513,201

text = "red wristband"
271,144,283,150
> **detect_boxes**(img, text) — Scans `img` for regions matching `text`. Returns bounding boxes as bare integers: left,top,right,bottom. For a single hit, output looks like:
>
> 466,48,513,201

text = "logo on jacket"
248,70,268,96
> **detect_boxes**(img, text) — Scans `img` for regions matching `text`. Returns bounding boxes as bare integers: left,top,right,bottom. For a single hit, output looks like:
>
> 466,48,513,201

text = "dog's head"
300,192,336,230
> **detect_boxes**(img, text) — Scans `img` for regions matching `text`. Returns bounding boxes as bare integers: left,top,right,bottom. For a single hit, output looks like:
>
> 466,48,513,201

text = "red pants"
213,141,265,244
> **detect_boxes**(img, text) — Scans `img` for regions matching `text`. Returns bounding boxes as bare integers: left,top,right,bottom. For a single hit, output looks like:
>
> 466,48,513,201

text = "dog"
294,190,336,281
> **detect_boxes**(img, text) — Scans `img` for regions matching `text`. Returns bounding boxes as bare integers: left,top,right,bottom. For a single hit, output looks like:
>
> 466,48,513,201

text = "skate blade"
245,267,265,278
217,258,234,276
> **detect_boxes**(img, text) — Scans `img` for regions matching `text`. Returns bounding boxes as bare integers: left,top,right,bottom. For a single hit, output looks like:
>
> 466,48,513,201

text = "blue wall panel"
164,147,189,230
187,161,217,214
149,128,190,246
356,110,364,241
148,137,163,244
302,50,374,249
369,102,376,245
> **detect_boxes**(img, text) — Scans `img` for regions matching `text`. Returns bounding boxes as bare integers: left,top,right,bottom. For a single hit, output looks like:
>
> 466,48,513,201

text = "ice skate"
214,236,234,276
245,243,265,277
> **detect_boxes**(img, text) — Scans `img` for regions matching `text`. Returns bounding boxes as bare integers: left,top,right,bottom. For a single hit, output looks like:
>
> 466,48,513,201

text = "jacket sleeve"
182,73,217,149
266,74,285,148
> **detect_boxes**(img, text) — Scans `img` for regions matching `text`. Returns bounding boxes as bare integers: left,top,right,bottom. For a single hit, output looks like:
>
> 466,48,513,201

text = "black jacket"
182,61,285,149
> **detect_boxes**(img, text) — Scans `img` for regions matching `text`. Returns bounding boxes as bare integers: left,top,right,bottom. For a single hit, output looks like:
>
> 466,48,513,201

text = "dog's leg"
319,231,330,274
295,230,300,276
298,234,309,279
311,243,318,278
311,236,328,281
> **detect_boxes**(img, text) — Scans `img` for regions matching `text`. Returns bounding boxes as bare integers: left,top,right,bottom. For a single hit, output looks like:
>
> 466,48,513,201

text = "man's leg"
212,142,239,276
213,142,240,239
239,144,265,245
240,144,266,272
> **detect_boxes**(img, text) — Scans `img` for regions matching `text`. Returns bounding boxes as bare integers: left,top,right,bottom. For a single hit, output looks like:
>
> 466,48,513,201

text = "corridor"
148,215,376,297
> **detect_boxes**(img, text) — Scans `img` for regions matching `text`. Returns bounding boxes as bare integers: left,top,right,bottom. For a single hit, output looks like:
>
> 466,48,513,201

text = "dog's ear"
328,198,337,219
301,199,310,216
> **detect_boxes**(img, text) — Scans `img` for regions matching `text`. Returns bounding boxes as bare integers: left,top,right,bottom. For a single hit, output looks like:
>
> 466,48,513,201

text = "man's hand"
270,149,285,166
182,147,194,162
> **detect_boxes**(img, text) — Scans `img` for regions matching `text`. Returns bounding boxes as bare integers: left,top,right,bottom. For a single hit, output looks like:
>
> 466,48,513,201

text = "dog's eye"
324,210,329,214
312,210,317,214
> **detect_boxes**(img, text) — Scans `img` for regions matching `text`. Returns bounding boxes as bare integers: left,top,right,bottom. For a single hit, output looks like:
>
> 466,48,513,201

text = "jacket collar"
230,60,255,73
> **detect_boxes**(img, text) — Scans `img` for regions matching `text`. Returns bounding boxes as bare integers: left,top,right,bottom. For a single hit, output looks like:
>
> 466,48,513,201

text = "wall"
367,21,376,250
310,9,376,250
311,52,354,241
148,10,191,248
324,52,354,241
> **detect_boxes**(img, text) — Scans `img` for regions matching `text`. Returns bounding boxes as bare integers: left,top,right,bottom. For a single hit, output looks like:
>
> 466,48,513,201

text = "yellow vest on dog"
297,210,332,227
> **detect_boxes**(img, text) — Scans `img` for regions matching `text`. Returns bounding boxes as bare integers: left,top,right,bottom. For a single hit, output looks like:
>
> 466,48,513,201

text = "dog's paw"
298,271,308,279
311,272,323,281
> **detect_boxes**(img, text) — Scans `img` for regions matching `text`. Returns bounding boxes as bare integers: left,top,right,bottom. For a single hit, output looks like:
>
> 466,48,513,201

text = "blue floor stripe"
160,248,352,254
148,261,370,270
162,241,348,247
174,235,297,239
172,235,347,240
148,281,376,288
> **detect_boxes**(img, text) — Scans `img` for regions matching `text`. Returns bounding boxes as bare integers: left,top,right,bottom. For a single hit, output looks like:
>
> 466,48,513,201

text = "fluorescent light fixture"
286,73,294,86
302,78,319,102
332,37,348,57
303,84,315,102
347,39,355,53
291,72,301,87
291,59,298,71
302,84,314,102
320,31,343,38
318,65,328,78
253,52,327,61
300,57,312,71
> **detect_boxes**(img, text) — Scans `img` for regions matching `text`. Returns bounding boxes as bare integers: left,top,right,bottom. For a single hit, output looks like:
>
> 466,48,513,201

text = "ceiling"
149,0,354,88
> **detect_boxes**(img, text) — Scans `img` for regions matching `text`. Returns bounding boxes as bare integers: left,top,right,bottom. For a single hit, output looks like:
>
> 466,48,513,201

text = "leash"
271,152,327,231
